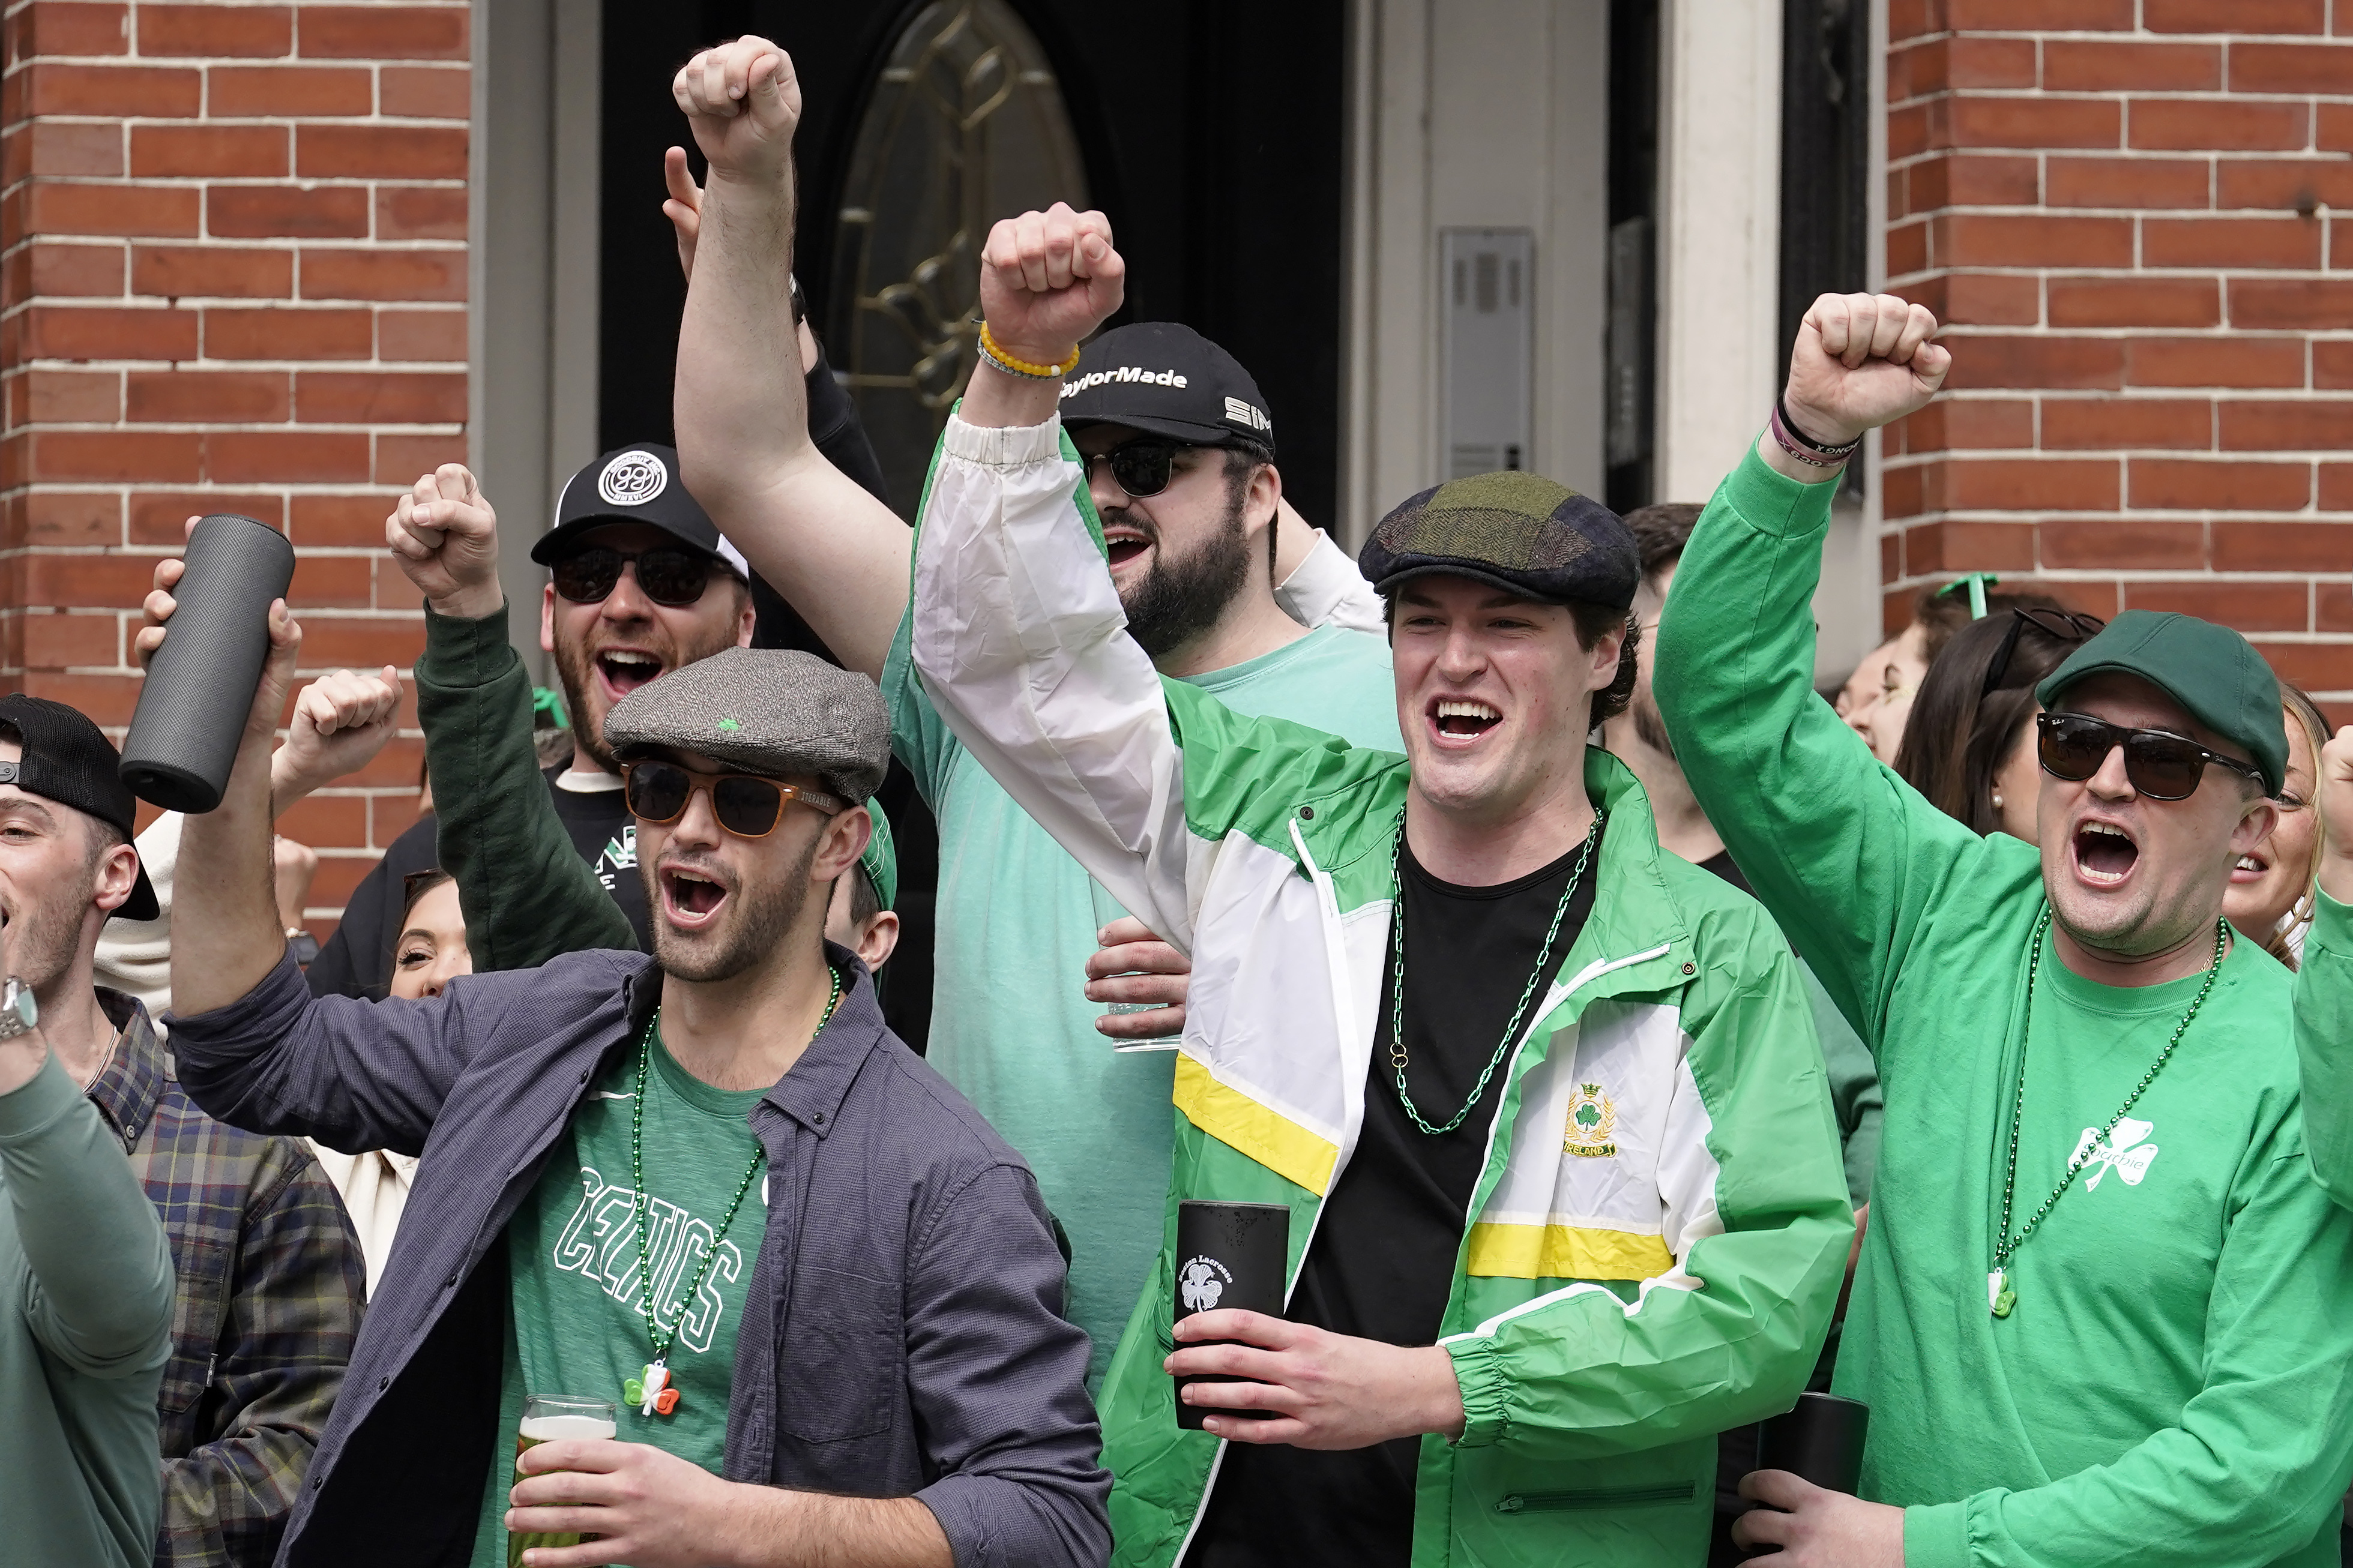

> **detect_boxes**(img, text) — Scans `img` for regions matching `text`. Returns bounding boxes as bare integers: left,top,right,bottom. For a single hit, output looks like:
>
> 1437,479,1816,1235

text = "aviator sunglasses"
2035,712,2267,802
621,758,846,838
1080,437,1199,499
552,545,717,608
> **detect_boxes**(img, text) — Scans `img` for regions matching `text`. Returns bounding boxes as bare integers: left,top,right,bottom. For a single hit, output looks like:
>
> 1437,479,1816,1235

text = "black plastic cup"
1172,1200,1288,1430
1755,1390,1870,1495
119,513,296,814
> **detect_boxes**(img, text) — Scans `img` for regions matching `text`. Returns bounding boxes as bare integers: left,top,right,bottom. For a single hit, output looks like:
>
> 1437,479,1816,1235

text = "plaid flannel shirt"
88,990,366,1568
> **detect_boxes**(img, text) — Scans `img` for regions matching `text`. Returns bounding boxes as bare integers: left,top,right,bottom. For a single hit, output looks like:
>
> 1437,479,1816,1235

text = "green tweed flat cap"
1358,471,1640,611
603,646,891,803
859,799,897,911
2037,609,2288,794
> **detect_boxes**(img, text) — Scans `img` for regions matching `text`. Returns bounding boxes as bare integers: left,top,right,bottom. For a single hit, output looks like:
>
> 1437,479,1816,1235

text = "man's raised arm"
672,35,909,681
2295,725,2353,1206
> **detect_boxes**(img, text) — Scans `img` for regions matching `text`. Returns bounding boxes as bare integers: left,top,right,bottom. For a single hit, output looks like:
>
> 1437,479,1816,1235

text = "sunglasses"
2035,712,2267,802
621,759,846,838
1080,438,1200,500
1981,608,2105,697
552,545,716,608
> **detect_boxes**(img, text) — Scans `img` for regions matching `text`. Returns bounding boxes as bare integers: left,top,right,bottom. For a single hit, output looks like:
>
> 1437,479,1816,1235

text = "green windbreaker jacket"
907,413,1854,1567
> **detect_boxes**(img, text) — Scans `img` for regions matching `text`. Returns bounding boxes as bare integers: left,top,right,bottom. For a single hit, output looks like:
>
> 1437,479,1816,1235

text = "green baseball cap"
857,799,897,912
2035,610,2287,795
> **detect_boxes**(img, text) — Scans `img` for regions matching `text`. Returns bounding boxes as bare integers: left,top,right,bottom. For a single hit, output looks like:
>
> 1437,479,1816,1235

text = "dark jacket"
169,948,1110,1568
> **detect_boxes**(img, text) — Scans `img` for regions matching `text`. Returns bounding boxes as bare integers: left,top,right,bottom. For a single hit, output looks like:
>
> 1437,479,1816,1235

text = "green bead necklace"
623,962,843,1416
1384,807,1602,1137
1987,906,2225,1320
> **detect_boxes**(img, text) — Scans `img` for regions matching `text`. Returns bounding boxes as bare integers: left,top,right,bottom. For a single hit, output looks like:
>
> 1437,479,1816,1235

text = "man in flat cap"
1655,292,2353,1568
157,604,1109,1568
902,205,1852,1568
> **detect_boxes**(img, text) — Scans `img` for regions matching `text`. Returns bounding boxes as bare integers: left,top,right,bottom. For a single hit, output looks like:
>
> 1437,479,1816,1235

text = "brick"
1908,37,2037,93
2049,278,2219,329
1890,104,1932,162
137,4,291,56
2321,463,2353,510
126,369,289,422
2213,520,2353,571
19,370,121,424
8,2,130,56
2042,40,2220,92
370,790,424,847
1898,520,2041,574
1910,154,2040,214
20,305,199,362
298,5,468,59
1883,463,1924,519
1900,398,2037,452
2127,337,2306,389
2132,101,2308,154
26,182,199,239
1947,0,2132,24
1888,221,1929,278
1912,273,2043,327
2040,398,2213,450
2231,42,2353,94
1924,457,2120,513
379,65,469,119
373,557,423,611
23,242,128,299
28,431,202,483
275,795,366,848
128,492,285,546
2316,342,2353,388
2124,581,2309,632
374,434,468,483
131,245,294,299
2232,279,2353,330
294,619,424,669
2142,215,2319,269
17,673,142,728
300,248,465,303
1933,214,2133,269
1888,0,1931,44
376,308,466,361
2325,104,2353,154
2040,518,2207,570
206,65,372,117
2250,643,2353,692
17,493,122,548
202,431,370,484
2319,584,2353,635
295,370,467,423
206,185,369,240
19,63,200,117
2130,457,2310,510
302,851,383,909
129,125,288,179
1945,336,2126,392
2219,400,2353,451
201,306,372,360
19,613,122,671
295,124,466,180
2045,157,2210,211
288,557,375,609
376,186,467,242
1947,97,2120,153
2147,0,2323,28
2218,161,2353,212
11,122,124,179
290,493,392,548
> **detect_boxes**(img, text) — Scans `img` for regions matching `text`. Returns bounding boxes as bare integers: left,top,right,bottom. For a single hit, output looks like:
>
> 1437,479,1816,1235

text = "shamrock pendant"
624,1361,679,1417
1987,1269,2016,1318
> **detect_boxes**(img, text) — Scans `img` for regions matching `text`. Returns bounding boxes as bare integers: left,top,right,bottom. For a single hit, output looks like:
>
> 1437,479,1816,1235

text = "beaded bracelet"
977,323,1082,380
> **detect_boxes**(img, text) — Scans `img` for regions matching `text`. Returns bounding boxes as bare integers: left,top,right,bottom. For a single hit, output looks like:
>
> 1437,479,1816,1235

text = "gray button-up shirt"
170,946,1109,1568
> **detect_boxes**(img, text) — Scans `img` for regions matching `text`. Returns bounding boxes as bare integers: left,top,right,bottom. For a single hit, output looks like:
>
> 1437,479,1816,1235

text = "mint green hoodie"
1656,445,2353,1568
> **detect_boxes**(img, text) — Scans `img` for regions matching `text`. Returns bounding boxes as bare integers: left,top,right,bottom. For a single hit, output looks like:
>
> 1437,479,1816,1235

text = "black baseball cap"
529,443,750,578
1360,472,1642,612
1059,322,1277,455
0,694,160,922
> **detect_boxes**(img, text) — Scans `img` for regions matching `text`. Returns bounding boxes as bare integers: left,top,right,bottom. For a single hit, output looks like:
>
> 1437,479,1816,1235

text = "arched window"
827,1,1089,518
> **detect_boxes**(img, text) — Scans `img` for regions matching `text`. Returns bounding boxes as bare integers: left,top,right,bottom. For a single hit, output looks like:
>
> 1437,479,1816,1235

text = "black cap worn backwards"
530,443,750,578
1058,322,1277,454
0,694,160,922
1359,472,1641,611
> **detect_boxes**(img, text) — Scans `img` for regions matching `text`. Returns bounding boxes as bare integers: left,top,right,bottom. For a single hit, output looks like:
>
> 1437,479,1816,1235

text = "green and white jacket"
909,413,1855,1568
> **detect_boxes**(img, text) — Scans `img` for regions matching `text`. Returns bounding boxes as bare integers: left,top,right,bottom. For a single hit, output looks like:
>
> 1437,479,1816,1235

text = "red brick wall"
1882,0,2353,721
0,1,469,933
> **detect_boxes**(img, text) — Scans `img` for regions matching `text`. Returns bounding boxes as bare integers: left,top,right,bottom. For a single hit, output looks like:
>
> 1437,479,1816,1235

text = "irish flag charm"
624,1360,678,1417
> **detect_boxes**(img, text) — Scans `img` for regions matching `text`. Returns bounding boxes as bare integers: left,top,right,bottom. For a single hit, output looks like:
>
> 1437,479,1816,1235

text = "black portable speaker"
119,513,297,814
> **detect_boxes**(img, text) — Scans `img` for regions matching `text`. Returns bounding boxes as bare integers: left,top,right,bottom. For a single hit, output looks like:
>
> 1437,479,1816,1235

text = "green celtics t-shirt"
468,1024,769,1566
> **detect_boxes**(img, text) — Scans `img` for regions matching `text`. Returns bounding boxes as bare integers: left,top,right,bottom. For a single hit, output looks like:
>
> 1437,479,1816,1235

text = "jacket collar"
86,988,167,1151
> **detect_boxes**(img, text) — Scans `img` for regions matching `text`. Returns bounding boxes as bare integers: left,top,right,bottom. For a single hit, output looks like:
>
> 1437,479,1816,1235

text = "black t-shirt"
1186,820,1604,1568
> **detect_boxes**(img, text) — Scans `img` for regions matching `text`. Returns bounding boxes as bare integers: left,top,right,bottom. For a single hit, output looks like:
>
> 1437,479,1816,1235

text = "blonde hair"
2270,683,2333,969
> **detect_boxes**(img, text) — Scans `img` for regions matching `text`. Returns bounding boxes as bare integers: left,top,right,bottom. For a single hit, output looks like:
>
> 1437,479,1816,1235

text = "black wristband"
1776,391,1863,457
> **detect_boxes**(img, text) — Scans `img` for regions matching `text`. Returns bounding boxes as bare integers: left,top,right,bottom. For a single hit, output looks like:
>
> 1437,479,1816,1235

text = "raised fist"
273,665,404,810
385,464,501,620
1783,292,1951,449
672,35,800,187
979,203,1126,368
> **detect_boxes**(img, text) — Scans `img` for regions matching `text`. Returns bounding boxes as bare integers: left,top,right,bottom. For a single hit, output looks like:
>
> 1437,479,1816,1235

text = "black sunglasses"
1080,437,1201,499
2035,712,2267,802
622,759,845,838
552,545,716,608
1981,608,2104,697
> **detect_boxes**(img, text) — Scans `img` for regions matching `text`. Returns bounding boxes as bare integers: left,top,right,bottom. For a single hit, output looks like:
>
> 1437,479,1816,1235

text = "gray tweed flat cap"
602,647,891,802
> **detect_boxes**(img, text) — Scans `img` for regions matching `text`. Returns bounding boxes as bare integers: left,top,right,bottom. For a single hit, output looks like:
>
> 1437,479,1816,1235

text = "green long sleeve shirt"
1655,446,2353,1568
2295,891,2353,1209
0,1048,176,1568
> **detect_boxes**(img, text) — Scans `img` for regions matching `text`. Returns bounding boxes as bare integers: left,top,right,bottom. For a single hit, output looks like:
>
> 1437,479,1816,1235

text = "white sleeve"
1274,527,1385,635
909,413,1199,952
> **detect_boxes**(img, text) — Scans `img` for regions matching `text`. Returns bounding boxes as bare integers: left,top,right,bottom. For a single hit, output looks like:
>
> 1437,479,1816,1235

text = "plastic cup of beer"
1089,879,1180,1051
507,1394,618,1567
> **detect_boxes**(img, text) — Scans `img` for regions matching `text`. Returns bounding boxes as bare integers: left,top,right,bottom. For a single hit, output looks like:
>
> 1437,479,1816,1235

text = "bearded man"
1656,290,2353,1568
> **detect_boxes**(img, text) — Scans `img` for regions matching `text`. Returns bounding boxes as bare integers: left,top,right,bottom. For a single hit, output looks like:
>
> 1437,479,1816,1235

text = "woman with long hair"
1893,604,2100,840
2224,683,2331,969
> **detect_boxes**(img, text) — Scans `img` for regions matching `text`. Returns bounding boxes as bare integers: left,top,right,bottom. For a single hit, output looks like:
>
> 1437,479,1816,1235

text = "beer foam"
519,1414,617,1443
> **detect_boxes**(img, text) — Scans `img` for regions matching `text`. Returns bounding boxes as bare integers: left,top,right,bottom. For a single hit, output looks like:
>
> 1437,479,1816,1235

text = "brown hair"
2268,682,2333,969
1893,599,2079,832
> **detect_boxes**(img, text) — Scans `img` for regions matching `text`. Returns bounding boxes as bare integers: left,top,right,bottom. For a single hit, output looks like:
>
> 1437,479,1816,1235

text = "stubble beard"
1113,484,1253,659
645,834,820,984
552,617,743,774
11,880,88,1003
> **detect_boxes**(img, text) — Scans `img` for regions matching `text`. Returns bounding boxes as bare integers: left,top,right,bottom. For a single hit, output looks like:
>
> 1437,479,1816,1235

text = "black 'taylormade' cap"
1059,322,1277,455
531,443,750,578
0,694,160,922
